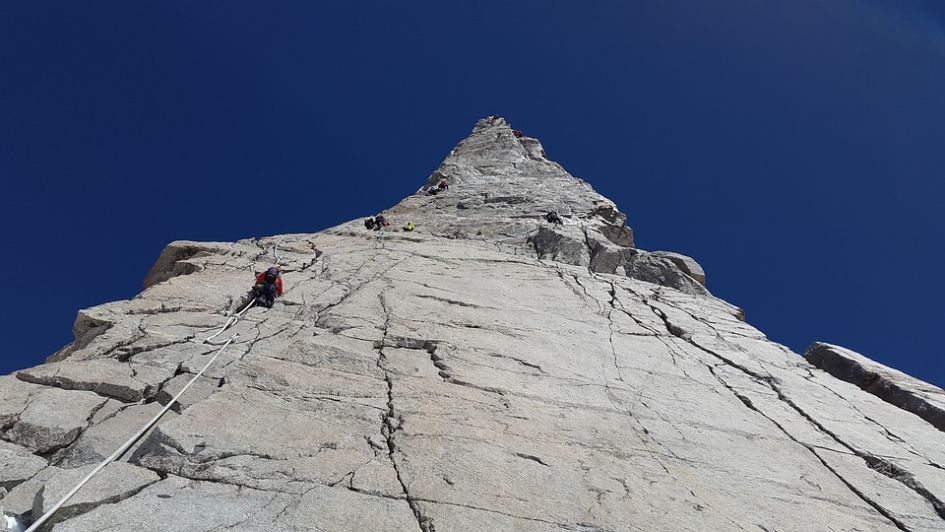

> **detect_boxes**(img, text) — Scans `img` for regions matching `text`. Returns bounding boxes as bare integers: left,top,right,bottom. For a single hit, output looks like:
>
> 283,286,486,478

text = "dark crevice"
582,226,596,276
376,292,436,532
514,452,550,467
382,336,452,381
414,293,483,309
15,372,141,404
486,352,545,374
862,456,945,519
805,344,945,434
36,476,162,530
553,267,603,315
39,398,110,464
604,282,625,383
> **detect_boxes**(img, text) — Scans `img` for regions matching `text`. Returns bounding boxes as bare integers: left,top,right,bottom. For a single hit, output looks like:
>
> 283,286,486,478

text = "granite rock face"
2,118,945,531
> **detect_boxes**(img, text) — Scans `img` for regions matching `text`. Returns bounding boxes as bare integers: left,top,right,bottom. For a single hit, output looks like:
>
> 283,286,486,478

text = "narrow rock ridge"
2,118,944,531
805,343,945,433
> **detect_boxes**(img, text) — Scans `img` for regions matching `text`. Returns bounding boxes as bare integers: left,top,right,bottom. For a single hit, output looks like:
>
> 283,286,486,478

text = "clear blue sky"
2,1,943,386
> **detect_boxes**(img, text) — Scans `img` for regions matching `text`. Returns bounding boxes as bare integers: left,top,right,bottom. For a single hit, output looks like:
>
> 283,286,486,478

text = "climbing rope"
204,297,256,345
24,297,257,532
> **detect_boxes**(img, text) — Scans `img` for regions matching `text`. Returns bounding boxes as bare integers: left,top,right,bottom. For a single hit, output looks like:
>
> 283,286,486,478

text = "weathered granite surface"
2,118,944,531
32,462,159,528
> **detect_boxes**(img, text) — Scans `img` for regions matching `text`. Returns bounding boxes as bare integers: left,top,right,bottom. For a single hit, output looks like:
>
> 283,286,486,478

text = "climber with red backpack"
253,266,284,308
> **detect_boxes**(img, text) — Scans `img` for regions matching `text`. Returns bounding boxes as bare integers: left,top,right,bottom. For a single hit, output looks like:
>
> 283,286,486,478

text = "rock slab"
0,118,943,531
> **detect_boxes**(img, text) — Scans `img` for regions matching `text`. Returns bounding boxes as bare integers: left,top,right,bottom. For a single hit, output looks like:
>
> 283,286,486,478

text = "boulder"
143,241,227,288
623,250,708,295
650,250,706,285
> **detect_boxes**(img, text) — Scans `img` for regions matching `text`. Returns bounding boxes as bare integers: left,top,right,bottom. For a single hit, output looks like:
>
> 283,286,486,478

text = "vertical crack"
582,225,597,276
605,282,624,383
376,292,435,532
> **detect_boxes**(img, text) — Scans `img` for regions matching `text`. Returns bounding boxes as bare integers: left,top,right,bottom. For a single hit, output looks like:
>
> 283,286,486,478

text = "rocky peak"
380,117,714,297
399,115,623,226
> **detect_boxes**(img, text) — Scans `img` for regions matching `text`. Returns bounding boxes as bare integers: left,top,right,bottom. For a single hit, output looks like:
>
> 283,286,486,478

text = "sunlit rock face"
2,118,944,532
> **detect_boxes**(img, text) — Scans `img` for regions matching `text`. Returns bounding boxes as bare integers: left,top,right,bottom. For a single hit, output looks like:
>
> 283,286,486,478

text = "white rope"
25,298,255,532
24,245,293,530
203,297,256,345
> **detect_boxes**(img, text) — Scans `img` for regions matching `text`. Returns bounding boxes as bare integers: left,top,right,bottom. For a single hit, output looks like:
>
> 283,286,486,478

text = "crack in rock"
376,292,436,532
644,288,945,530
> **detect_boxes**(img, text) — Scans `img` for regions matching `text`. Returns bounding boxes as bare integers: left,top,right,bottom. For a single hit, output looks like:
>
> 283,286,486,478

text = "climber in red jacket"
253,266,284,308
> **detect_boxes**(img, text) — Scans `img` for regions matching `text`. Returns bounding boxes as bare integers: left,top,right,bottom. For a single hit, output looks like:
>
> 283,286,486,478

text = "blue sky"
2,1,943,386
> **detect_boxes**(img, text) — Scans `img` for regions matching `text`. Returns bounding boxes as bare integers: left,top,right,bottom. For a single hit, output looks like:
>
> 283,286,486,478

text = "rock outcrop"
2,117,944,531
805,343,945,433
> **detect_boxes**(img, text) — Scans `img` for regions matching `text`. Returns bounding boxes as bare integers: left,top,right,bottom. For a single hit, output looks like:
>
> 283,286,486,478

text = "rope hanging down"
25,296,258,532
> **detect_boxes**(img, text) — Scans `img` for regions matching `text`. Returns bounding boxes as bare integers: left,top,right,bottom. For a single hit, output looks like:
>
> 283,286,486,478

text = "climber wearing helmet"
253,266,284,308
403,222,416,232
545,211,563,225
364,215,390,230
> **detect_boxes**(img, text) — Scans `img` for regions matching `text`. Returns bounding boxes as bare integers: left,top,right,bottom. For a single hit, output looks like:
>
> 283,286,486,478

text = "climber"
545,211,563,225
373,215,390,230
512,130,524,138
403,222,416,232
437,178,449,192
364,218,375,230
253,266,284,308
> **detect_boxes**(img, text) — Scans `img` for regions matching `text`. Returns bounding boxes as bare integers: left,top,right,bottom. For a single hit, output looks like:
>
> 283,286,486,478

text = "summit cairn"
2,118,944,531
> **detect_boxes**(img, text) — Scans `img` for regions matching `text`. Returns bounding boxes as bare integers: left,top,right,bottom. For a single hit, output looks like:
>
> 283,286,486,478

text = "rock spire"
2,118,944,531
